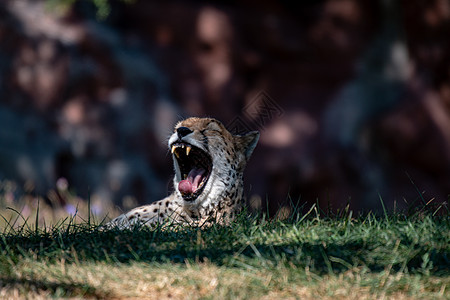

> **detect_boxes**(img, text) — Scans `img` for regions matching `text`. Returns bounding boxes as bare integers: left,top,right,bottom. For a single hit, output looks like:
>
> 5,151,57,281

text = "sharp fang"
186,146,191,156
172,145,180,158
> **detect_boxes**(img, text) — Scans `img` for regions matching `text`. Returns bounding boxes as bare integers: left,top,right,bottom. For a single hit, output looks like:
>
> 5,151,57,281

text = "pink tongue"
178,168,205,194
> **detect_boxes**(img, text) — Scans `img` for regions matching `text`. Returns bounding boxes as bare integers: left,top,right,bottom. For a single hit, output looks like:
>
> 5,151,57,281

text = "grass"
0,201,448,299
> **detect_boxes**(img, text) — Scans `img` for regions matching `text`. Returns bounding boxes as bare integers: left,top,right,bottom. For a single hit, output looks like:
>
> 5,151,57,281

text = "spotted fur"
106,117,259,229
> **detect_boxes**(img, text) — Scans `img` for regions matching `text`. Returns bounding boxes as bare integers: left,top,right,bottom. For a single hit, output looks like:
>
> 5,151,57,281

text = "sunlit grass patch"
0,258,448,299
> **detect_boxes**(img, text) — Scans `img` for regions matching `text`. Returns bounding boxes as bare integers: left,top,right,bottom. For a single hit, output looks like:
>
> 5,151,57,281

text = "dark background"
0,0,449,216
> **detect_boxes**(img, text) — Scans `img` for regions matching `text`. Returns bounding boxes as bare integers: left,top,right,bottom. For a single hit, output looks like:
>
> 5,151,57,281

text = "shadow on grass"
1,220,449,277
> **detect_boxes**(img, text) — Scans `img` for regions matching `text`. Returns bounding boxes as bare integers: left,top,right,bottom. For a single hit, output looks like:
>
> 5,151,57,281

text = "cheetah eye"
200,128,221,134
207,129,221,133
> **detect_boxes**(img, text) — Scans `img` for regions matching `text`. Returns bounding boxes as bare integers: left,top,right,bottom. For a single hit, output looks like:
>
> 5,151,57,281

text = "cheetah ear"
235,131,259,161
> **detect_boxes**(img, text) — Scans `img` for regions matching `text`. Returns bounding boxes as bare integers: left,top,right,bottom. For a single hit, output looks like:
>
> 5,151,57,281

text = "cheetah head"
168,117,259,208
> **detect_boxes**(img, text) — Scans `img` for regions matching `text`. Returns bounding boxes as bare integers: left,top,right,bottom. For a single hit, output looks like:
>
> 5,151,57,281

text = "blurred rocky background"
0,0,448,220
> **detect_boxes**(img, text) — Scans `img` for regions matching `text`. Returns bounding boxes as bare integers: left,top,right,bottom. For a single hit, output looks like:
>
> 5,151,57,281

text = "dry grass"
1,259,448,299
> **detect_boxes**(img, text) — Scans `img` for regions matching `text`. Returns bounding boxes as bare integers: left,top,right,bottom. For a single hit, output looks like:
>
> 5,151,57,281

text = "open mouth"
171,142,212,201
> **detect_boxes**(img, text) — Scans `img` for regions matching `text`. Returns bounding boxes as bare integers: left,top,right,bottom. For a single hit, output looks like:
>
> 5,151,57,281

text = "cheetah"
106,117,259,229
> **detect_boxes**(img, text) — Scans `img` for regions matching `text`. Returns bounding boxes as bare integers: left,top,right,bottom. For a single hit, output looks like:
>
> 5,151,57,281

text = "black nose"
177,126,193,138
